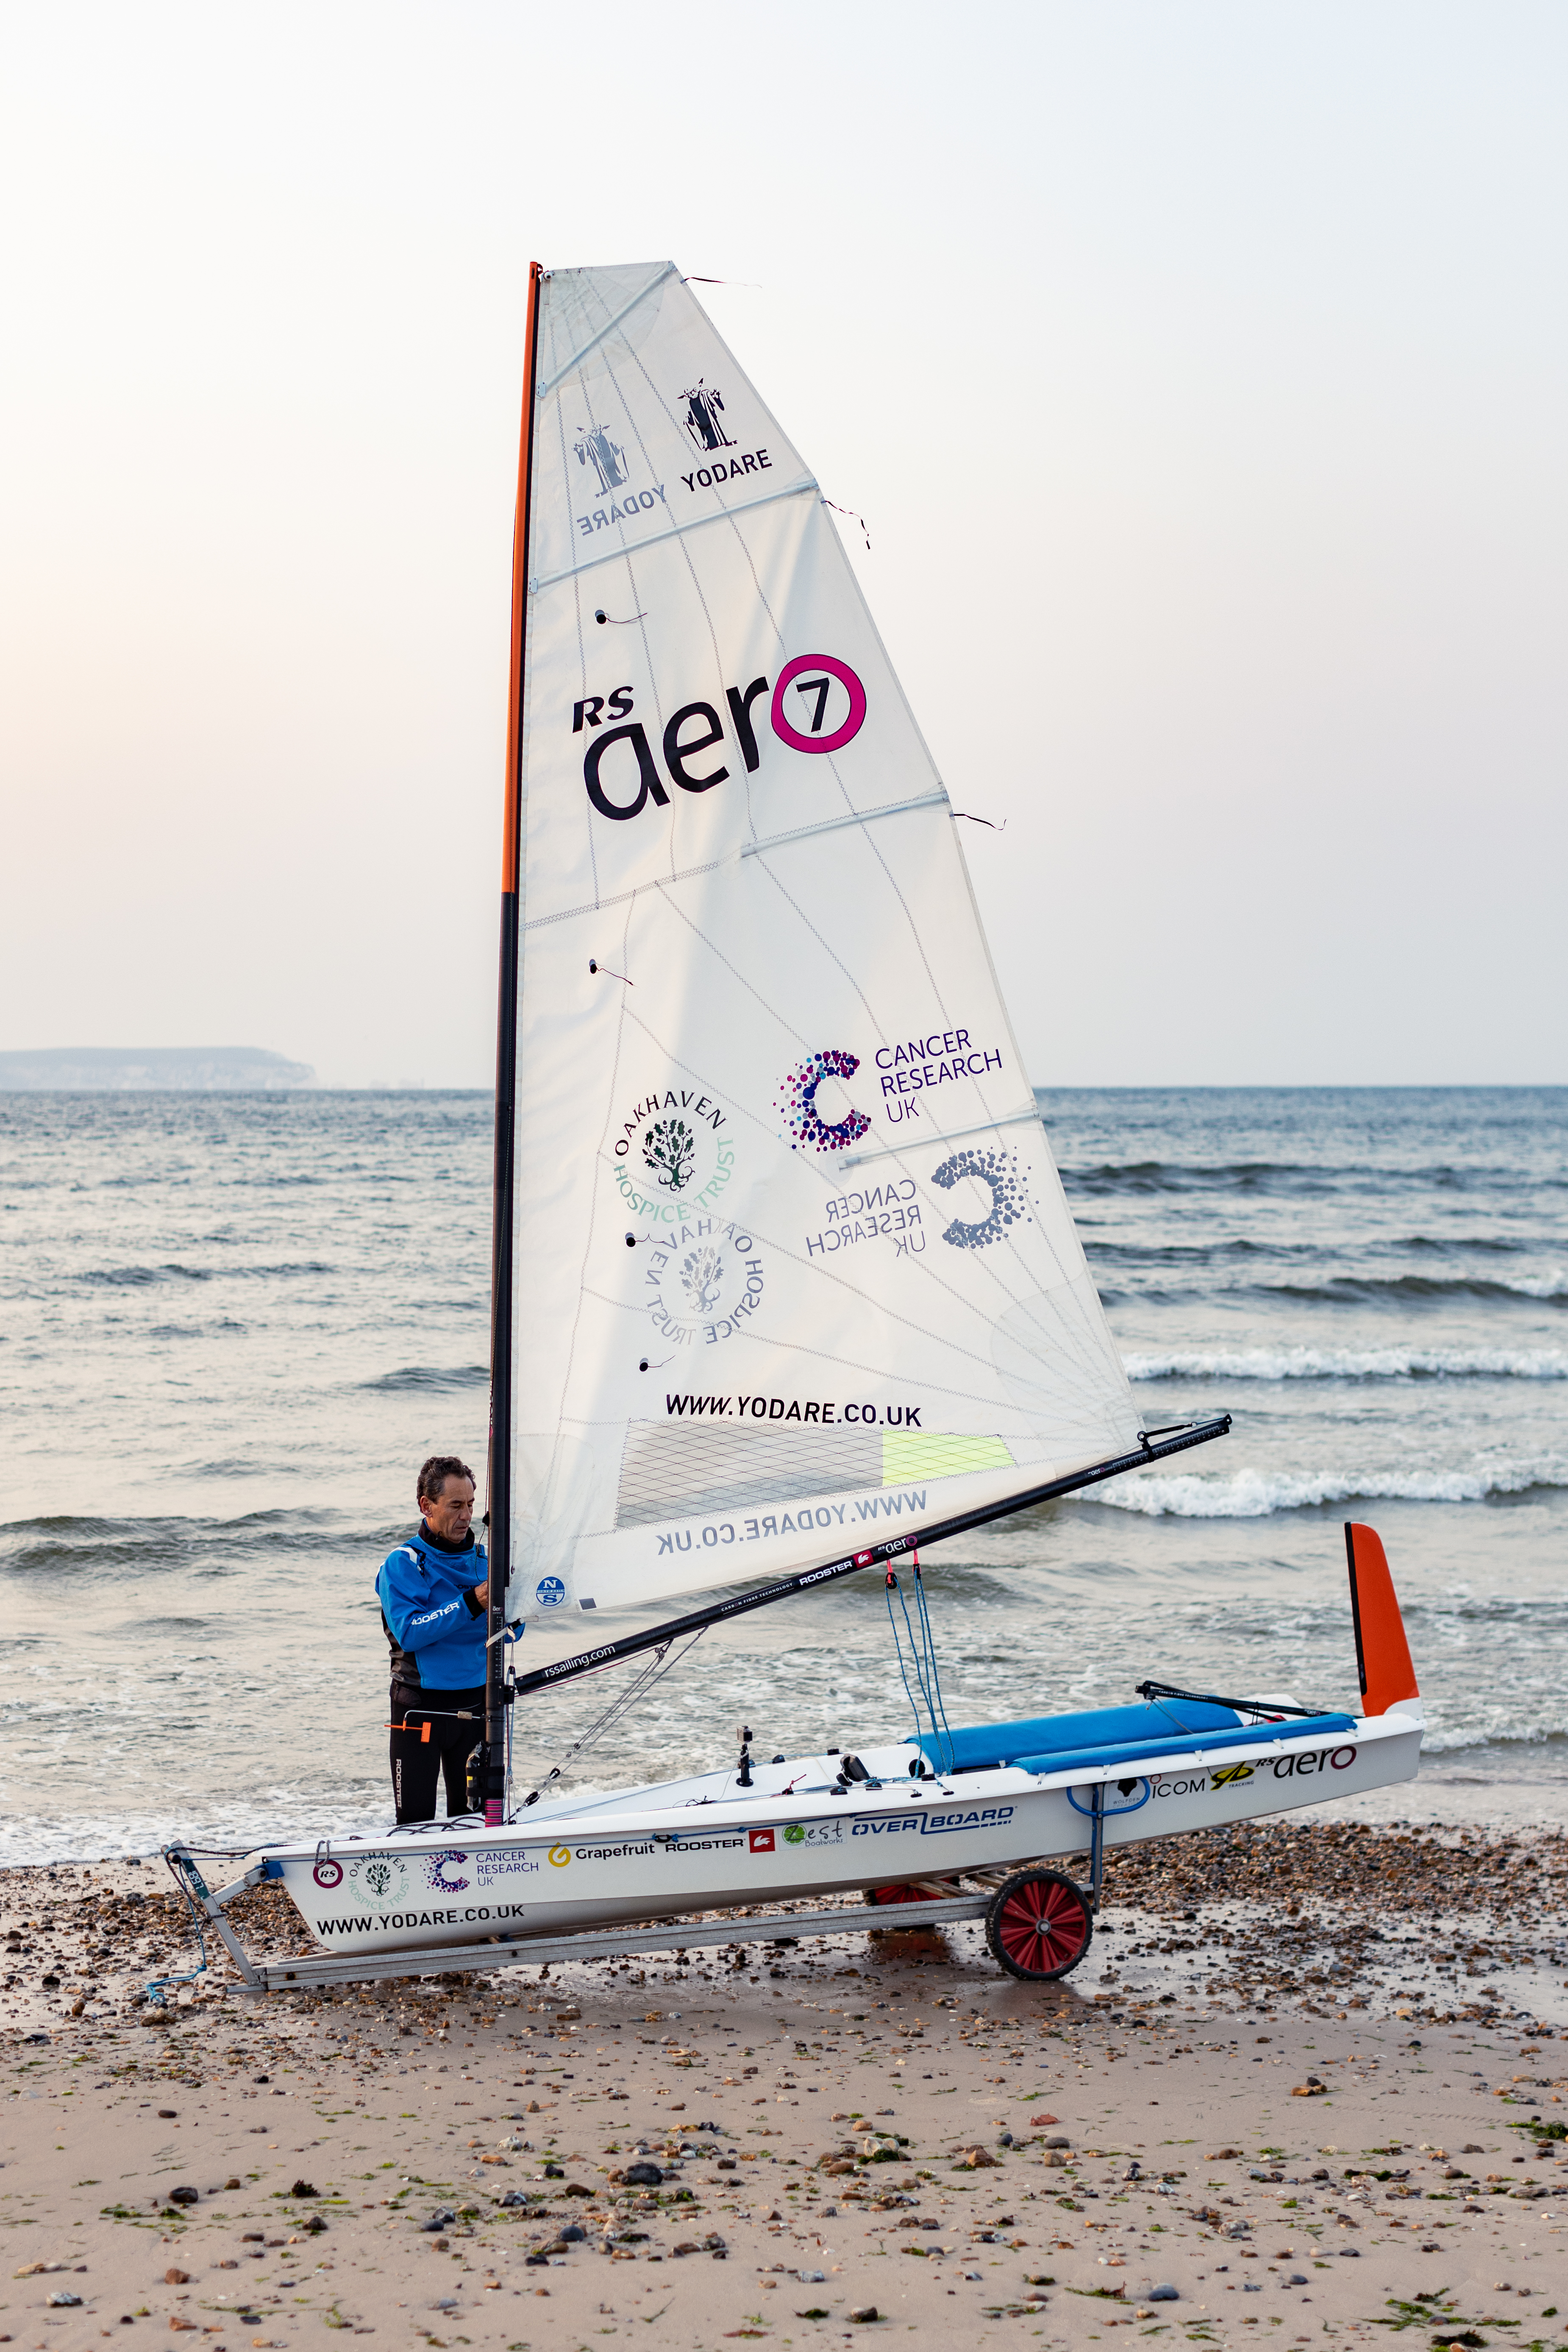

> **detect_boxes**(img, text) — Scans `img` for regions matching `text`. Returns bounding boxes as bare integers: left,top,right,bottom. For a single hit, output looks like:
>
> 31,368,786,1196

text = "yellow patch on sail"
881,1431,1014,1485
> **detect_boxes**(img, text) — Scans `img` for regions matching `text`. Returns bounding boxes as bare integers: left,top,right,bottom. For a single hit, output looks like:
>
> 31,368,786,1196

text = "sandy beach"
3,1820,1565,2349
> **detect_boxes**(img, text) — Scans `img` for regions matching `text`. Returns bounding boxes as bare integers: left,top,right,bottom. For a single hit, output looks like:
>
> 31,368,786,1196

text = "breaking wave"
1126,1345,1568,1382
0,1509,399,1579
1421,1722,1568,1755
75,1259,333,1287
1264,1273,1568,1306
1062,1159,1568,1199
1088,1460,1568,1517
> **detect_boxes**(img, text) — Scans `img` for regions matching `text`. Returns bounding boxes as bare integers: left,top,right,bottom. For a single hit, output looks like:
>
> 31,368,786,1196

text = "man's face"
422,1475,475,1543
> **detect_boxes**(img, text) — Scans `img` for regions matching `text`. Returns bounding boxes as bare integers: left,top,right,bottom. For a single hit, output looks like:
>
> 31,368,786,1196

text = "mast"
484,259,544,1827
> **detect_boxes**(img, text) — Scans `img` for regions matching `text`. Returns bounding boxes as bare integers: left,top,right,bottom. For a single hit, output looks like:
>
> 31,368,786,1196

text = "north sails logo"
575,422,630,494
680,379,733,452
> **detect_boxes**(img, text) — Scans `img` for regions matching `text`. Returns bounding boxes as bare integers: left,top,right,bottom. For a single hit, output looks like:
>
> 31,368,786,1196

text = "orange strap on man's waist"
387,1707,480,1743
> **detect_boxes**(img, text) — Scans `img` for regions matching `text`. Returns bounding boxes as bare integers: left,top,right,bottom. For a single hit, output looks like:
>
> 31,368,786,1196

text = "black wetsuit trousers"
389,1681,486,1824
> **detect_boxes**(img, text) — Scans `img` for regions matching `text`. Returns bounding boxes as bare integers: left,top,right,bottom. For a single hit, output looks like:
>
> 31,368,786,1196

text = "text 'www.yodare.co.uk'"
654,1488,929,1555
664,1393,922,1425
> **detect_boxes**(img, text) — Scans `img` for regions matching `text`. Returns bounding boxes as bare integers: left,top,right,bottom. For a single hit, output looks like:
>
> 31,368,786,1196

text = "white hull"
259,1707,1422,1959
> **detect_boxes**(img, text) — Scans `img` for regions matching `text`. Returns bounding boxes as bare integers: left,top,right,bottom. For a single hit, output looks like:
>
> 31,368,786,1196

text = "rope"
911,1557,956,1770
1135,1677,1323,1726
143,1850,214,2008
884,1573,928,1743
500,1627,519,1818
516,1630,706,1810
884,1552,955,1774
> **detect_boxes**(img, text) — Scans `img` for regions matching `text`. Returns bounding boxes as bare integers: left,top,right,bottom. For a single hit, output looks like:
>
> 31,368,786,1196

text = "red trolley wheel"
984,1868,1094,1982
865,1882,935,1906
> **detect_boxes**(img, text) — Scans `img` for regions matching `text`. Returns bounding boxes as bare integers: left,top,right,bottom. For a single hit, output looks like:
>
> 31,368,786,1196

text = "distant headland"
0,1047,316,1091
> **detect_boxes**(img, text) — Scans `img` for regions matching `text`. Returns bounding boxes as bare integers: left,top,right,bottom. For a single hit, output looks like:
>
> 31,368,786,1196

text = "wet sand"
3,1821,1566,2349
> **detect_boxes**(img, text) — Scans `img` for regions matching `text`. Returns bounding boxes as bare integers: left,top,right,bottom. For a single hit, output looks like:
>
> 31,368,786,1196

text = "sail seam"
839,1107,1045,1168
535,262,679,400
740,790,950,858
531,477,819,592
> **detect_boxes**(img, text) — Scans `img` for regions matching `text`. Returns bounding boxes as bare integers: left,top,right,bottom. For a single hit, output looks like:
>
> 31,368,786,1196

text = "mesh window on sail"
614,1421,882,1529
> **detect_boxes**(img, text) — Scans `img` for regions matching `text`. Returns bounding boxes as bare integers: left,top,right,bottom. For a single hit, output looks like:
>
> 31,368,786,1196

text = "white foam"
1510,1268,1568,1299
1090,1458,1568,1517
1421,1721,1568,1754
1125,1344,1568,1382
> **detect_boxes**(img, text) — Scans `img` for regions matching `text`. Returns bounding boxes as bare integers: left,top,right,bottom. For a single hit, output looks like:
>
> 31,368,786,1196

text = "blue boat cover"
1012,1710,1358,1778
916,1699,1243,1774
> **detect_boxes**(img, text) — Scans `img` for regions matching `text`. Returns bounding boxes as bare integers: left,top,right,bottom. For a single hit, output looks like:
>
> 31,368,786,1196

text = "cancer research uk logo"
777,1050,871,1154
932,1149,1031,1250
425,1852,470,1894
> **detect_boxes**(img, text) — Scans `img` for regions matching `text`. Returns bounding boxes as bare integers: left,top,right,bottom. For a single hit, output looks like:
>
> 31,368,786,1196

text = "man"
378,1455,489,1824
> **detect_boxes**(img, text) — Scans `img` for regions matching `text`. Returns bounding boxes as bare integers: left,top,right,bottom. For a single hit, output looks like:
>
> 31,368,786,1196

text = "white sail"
505,261,1140,1622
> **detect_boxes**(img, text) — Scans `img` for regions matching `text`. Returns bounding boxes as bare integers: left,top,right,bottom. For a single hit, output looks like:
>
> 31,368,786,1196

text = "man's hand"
472,1583,488,1609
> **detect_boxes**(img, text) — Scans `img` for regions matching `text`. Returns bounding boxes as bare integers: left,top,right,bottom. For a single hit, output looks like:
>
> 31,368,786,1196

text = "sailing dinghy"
169,262,1423,1996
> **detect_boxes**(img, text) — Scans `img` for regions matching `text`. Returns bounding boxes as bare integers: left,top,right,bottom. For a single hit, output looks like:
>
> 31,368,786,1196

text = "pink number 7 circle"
770,653,867,754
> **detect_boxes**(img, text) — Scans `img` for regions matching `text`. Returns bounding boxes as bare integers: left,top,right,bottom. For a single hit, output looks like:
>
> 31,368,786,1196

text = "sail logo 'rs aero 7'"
573,660,867,822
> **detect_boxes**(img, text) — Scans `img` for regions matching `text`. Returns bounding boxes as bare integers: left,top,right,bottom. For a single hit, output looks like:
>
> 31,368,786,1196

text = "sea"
2,1087,1565,1868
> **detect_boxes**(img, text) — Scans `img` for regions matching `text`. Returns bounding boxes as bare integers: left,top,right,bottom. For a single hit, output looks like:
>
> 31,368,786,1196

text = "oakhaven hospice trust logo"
342,1852,412,1911
613,1085,737,1223
644,1218,765,1348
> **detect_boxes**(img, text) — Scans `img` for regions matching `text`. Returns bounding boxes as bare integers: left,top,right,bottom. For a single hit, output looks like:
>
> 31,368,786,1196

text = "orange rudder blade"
1344,1522,1419,1715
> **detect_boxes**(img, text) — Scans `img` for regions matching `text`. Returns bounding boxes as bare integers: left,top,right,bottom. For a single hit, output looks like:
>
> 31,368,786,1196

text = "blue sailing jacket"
377,1525,489,1690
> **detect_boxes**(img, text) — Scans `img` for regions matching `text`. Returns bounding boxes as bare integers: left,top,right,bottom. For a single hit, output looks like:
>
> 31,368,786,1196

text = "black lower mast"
483,261,544,1827
509,1411,1231,1704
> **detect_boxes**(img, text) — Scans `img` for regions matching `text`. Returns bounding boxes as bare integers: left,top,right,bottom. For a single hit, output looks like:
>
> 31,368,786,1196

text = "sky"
2,3,1565,1087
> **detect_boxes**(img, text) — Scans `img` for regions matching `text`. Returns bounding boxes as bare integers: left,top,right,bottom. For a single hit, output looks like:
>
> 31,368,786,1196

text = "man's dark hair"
418,1454,475,1504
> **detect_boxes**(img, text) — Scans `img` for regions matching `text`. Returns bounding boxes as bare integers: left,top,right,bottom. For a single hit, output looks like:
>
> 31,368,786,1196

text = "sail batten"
531,475,820,593
519,785,948,935
500,263,1146,1626
840,1107,1047,1169
737,790,951,860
